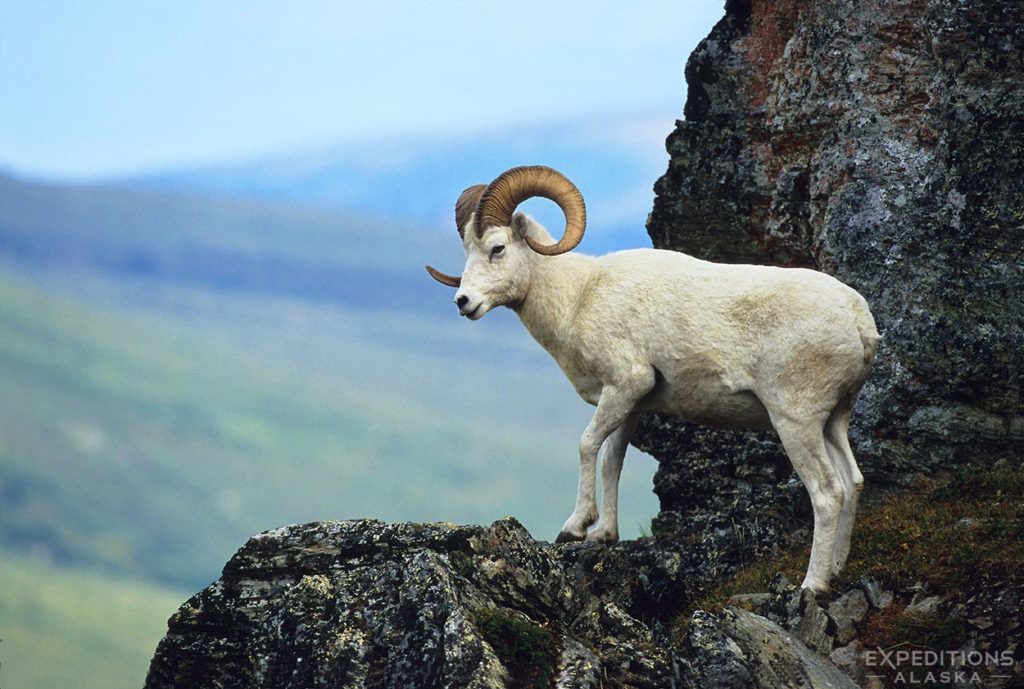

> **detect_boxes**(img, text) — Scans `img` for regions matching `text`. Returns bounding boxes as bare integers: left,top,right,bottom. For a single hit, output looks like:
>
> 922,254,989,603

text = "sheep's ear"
511,212,532,239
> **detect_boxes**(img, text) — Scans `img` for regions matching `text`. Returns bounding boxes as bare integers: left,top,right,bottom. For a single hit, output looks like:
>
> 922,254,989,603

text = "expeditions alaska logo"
865,648,1015,685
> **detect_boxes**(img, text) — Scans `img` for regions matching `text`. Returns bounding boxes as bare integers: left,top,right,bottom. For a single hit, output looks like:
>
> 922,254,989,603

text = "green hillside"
0,273,624,588
0,550,187,689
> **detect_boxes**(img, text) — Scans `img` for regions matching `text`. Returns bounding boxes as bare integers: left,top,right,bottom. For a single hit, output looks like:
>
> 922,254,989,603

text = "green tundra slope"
0,550,187,689
0,273,626,589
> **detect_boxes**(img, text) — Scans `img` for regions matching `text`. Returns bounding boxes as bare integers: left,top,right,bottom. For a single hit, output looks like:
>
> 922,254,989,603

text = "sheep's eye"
490,245,505,257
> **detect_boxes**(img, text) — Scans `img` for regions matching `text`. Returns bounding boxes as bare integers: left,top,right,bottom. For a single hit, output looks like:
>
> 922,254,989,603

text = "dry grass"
672,461,1024,639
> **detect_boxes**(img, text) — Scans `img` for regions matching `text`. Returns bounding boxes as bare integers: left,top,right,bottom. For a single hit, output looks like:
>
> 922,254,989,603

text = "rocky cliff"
145,520,678,688
146,0,1023,686
636,0,1023,587
145,519,868,689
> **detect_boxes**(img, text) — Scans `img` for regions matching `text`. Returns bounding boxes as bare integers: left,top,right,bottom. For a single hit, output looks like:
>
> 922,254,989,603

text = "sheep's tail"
855,300,881,368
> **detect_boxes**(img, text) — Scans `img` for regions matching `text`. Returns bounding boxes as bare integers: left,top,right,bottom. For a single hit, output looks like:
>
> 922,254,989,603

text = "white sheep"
426,165,879,594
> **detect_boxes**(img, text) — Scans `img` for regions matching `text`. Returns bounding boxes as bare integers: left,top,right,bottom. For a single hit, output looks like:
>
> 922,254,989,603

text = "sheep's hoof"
799,580,831,598
555,530,586,543
585,530,619,544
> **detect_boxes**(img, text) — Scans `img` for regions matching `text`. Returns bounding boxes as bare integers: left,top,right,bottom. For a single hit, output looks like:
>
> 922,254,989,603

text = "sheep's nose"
456,295,469,309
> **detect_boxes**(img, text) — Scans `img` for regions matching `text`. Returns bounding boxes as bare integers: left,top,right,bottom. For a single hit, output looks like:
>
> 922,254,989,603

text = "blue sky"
0,1,722,180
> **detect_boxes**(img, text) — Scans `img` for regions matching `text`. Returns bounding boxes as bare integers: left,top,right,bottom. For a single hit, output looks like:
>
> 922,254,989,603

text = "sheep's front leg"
586,410,640,544
557,377,651,543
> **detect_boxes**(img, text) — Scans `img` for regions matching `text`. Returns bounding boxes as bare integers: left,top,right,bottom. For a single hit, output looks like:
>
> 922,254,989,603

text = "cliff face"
638,0,1023,568
144,520,687,688
145,519,863,689
146,1,1024,687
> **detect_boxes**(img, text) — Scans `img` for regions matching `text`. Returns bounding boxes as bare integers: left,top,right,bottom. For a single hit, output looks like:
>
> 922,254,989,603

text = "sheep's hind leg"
772,414,844,595
586,410,641,544
557,378,651,543
825,403,864,577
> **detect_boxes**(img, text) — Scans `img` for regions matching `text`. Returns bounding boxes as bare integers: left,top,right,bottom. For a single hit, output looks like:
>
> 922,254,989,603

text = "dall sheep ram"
426,165,879,593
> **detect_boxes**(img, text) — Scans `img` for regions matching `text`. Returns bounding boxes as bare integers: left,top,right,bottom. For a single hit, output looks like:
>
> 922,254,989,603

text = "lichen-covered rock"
147,519,883,688
146,516,1024,687
637,0,1024,587
144,519,680,689
633,416,810,603
827,589,868,645
682,608,858,689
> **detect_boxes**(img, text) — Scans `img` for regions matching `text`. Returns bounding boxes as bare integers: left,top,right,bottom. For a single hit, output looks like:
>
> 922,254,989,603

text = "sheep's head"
426,165,586,319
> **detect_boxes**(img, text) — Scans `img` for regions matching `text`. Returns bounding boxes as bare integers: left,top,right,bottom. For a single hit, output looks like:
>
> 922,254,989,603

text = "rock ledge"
145,519,856,689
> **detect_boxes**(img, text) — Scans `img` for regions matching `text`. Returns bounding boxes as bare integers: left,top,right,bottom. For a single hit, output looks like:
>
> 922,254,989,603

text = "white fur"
452,214,879,594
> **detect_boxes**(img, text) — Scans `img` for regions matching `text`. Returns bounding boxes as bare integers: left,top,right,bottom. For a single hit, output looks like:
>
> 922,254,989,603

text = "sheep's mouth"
463,304,483,320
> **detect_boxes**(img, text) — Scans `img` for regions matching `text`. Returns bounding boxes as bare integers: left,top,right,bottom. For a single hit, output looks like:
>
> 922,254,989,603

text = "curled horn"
475,165,586,256
455,184,486,239
425,184,487,287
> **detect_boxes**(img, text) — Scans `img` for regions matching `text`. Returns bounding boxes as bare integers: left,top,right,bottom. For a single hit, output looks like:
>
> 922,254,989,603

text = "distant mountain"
0,173,452,316
125,113,677,254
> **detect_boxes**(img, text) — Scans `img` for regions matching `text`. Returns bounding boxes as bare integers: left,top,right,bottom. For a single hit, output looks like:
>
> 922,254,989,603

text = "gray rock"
725,592,771,612
829,642,867,685
146,518,872,689
828,589,869,645
788,588,836,656
554,638,601,689
687,608,859,689
857,577,894,610
967,615,994,631
771,573,794,595
145,519,679,689
685,611,757,689
904,593,943,617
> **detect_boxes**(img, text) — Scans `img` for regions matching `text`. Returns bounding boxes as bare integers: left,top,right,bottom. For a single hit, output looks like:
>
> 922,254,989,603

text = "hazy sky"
1,1,722,180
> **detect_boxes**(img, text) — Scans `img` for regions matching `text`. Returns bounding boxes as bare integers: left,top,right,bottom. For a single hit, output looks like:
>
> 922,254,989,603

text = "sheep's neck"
515,252,597,358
